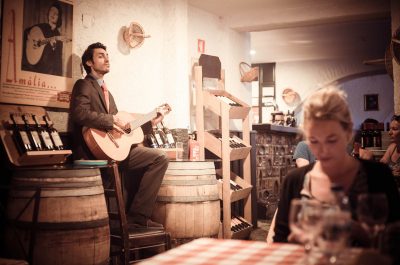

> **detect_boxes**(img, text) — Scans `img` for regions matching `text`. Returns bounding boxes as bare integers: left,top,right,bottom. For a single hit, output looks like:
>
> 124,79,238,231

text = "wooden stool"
103,162,171,264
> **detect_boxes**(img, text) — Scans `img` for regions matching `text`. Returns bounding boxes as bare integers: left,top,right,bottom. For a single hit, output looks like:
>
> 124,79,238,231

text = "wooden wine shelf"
203,90,251,119
204,132,251,161
0,130,71,166
216,169,252,202
0,104,71,166
195,64,252,239
231,220,253,240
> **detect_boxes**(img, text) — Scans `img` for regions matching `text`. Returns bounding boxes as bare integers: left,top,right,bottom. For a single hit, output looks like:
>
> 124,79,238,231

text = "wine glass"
289,199,323,263
356,193,388,248
316,207,351,264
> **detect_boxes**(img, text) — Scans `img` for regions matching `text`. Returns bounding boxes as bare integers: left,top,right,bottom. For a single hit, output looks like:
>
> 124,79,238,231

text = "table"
138,238,362,265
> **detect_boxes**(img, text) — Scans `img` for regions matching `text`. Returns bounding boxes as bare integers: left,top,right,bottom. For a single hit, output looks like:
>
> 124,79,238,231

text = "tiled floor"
249,219,271,241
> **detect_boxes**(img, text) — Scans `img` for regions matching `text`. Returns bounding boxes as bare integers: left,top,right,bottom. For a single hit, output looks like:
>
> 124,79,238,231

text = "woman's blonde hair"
303,86,353,132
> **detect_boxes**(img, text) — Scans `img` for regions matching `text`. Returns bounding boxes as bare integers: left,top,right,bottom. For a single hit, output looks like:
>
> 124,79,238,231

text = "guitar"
83,104,171,161
26,26,72,65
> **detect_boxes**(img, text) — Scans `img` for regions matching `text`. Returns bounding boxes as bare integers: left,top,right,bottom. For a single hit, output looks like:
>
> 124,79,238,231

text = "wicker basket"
239,62,259,82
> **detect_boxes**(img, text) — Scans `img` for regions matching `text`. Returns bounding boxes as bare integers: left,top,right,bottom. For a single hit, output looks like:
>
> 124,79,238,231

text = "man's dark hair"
49,1,63,28
81,42,107,74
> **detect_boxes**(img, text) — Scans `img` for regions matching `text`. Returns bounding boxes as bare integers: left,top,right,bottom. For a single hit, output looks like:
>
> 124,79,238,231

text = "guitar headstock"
156,103,171,116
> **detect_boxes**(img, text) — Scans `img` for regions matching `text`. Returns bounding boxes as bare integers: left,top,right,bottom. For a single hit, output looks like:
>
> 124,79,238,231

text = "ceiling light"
250,50,256,55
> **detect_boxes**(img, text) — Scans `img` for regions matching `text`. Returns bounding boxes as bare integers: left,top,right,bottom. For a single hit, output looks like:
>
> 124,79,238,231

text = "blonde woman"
273,87,400,245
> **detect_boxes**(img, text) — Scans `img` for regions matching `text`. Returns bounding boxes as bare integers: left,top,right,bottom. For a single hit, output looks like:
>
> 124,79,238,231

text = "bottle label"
155,133,164,146
41,131,54,148
20,131,31,145
166,133,175,144
31,131,41,148
51,131,63,146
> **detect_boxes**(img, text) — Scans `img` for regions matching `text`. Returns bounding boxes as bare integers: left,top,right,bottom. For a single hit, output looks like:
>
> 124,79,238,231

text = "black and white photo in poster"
1,0,74,108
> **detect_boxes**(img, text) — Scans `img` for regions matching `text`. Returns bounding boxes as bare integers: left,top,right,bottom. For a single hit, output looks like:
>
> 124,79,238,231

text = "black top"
273,159,400,243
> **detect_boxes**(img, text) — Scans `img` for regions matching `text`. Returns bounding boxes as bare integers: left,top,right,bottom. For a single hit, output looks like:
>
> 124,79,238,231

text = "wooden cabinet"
194,66,253,239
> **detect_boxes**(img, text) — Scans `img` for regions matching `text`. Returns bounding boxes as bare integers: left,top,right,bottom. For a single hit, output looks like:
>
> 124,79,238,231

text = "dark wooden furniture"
104,162,171,264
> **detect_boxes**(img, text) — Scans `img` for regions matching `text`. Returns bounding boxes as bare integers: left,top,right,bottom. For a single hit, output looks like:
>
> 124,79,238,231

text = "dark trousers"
120,146,169,220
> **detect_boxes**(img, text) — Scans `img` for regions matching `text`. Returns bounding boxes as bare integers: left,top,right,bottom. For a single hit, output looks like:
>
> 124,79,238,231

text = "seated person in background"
380,115,400,187
293,140,316,167
70,42,169,229
273,86,400,245
351,131,374,160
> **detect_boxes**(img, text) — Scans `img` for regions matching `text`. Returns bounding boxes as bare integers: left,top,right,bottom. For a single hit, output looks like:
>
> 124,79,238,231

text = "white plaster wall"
187,6,251,130
274,59,393,129
341,74,393,129
71,0,250,130
72,0,190,128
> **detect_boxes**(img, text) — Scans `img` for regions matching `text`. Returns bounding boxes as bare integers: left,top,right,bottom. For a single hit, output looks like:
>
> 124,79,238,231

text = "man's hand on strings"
113,114,131,134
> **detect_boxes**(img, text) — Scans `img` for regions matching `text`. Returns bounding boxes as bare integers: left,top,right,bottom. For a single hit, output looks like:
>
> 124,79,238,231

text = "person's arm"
380,143,395,164
295,158,310,167
359,148,374,160
273,168,306,242
293,141,313,167
70,79,114,130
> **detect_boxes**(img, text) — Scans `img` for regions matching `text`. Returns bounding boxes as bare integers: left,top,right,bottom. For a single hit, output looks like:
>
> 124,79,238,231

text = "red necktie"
101,82,110,112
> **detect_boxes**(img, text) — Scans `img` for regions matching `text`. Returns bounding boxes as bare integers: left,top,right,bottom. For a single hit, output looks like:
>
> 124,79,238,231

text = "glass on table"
356,193,388,249
316,207,351,264
175,142,184,161
289,198,323,264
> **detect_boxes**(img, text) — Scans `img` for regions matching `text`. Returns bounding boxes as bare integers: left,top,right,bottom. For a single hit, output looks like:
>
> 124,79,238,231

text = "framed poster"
1,0,74,108
364,94,379,111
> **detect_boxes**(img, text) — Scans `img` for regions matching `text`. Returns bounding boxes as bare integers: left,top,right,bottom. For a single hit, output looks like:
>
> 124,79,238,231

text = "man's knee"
156,150,169,166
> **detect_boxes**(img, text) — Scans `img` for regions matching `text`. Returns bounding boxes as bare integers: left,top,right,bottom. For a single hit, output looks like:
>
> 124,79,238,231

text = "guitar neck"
129,109,157,130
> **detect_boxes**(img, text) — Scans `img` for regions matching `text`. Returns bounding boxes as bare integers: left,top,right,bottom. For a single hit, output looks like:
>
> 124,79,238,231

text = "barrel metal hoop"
156,195,219,202
8,217,110,230
13,168,101,178
10,180,103,189
161,179,218,186
9,185,105,198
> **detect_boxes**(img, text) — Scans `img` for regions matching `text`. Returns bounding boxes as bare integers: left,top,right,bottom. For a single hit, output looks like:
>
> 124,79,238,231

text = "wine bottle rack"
195,65,252,239
230,216,253,239
0,104,71,166
216,169,252,202
205,131,251,161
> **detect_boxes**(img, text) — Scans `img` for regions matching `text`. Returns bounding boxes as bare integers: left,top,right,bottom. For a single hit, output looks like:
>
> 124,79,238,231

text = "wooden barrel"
152,161,220,239
5,167,110,265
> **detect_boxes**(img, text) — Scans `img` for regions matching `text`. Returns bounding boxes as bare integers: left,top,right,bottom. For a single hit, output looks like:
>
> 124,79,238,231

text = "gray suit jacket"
69,75,151,160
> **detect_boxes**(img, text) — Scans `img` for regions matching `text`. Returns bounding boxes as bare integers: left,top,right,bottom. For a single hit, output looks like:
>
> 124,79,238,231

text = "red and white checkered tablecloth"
139,238,362,265
139,238,305,265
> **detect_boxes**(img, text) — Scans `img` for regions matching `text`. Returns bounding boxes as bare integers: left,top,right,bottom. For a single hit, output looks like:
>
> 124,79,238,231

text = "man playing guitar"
70,42,169,229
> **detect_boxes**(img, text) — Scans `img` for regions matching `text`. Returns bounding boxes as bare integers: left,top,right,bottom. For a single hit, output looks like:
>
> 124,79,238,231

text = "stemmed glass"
356,193,388,248
289,199,323,264
316,207,351,264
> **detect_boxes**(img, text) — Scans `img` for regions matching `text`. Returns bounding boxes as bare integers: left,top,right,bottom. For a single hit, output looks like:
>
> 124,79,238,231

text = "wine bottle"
22,114,42,151
44,115,64,150
10,113,33,153
33,115,54,150
155,124,169,148
152,126,164,148
161,122,175,148
146,133,158,148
